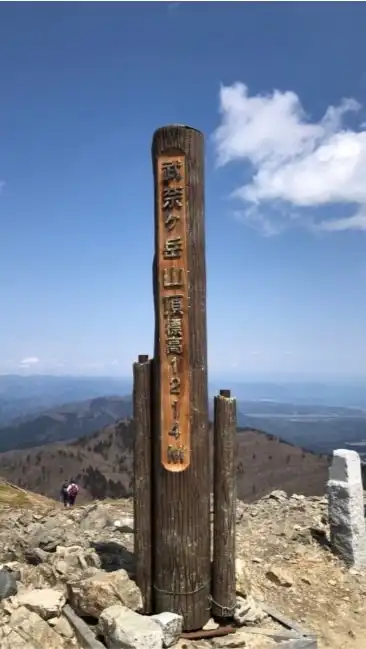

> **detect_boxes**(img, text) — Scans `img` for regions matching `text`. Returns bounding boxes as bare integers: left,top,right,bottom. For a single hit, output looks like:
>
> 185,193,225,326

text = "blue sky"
1,2,366,380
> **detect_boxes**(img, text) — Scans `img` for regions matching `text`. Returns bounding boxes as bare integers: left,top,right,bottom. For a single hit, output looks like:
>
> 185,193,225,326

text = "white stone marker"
327,449,366,568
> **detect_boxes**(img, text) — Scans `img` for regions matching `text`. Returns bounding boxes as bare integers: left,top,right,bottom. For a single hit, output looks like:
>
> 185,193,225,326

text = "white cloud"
19,356,40,366
213,82,366,233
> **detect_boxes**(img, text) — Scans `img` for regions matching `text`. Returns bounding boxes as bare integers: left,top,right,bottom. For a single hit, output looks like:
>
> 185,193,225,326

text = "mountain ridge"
0,396,132,452
0,417,331,504
1,393,366,456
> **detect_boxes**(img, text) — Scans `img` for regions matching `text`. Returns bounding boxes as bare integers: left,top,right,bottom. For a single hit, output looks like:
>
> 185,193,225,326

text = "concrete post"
327,449,366,569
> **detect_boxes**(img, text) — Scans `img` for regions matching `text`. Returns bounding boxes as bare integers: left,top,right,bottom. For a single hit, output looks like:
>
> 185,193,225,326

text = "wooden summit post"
133,354,152,614
212,389,237,620
151,125,210,631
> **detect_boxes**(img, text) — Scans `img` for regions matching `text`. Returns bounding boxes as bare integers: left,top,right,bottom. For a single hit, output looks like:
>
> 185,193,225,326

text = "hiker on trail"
60,480,69,507
67,480,79,507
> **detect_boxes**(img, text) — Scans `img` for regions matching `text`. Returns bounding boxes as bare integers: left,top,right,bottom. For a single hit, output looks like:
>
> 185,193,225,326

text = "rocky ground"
0,481,364,648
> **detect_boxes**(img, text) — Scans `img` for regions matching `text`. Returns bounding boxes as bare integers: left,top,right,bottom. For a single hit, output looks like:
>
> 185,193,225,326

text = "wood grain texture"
261,602,316,638
276,640,317,649
151,125,210,631
212,392,237,619
133,355,152,614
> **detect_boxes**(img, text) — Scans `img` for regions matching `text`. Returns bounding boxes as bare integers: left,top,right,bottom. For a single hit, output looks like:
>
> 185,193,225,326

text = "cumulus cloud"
213,82,366,234
19,356,40,366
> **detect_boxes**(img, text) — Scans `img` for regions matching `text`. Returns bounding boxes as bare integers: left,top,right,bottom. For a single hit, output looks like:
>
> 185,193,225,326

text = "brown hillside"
0,419,331,502
234,427,330,500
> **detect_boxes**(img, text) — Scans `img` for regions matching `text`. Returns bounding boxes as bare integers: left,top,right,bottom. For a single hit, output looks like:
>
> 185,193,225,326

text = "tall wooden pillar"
133,354,152,614
212,389,237,620
151,125,210,631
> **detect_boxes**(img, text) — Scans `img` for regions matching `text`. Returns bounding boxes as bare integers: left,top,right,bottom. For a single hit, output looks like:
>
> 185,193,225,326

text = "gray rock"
327,449,366,568
233,595,267,626
0,562,22,582
265,566,293,587
27,518,83,554
16,588,65,620
24,548,48,566
67,568,143,618
91,540,135,573
99,604,163,649
112,517,134,533
151,612,183,647
202,618,219,631
235,557,250,596
0,629,33,649
9,606,66,648
51,545,101,578
0,568,18,600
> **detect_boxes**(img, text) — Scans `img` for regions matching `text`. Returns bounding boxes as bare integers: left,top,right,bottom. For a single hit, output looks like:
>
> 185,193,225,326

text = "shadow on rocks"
310,526,331,550
90,541,135,576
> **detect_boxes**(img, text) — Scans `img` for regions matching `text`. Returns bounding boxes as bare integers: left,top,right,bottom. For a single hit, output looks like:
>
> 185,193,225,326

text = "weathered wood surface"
133,354,152,614
151,125,210,630
277,640,317,649
239,628,305,640
261,602,316,639
212,389,237,619
63,605,106,649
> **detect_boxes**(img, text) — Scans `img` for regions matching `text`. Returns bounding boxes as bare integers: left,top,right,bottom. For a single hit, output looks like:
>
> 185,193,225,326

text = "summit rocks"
67,568,143,617
0,492,364,648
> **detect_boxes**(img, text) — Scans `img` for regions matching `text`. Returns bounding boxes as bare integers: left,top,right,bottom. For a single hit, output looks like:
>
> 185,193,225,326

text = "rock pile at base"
0,492,364,648
0,498,268,649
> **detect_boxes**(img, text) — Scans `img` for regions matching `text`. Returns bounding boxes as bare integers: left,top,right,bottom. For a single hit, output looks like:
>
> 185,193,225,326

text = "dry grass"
0,480,56,508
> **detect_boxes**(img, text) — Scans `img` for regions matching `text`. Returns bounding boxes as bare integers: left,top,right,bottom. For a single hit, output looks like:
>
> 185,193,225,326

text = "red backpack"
69,483,78,497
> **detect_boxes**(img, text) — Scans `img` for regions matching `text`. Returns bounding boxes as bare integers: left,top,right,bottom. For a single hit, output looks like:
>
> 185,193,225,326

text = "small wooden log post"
212,389,237,620
133,354,152,614
151,125,211,631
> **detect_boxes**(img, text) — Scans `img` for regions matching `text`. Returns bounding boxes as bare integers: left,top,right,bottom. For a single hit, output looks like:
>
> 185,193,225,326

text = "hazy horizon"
2,371,366,383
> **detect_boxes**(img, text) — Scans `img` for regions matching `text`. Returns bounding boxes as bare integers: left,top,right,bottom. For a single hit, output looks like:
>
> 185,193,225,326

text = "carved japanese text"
157,154,190,471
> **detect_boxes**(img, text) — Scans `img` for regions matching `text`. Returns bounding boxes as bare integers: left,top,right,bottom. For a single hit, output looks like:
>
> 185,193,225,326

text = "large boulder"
5,606,67,649
16,588,65,620
99,604,163,649
67,569,143,618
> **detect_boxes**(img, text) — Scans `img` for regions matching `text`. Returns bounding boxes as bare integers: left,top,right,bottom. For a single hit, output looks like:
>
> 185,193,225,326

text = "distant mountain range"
0,396,132,452
0,374,132,426
0,419,330,504
0,393,365,458
1,373,366,425
0,383,364,503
